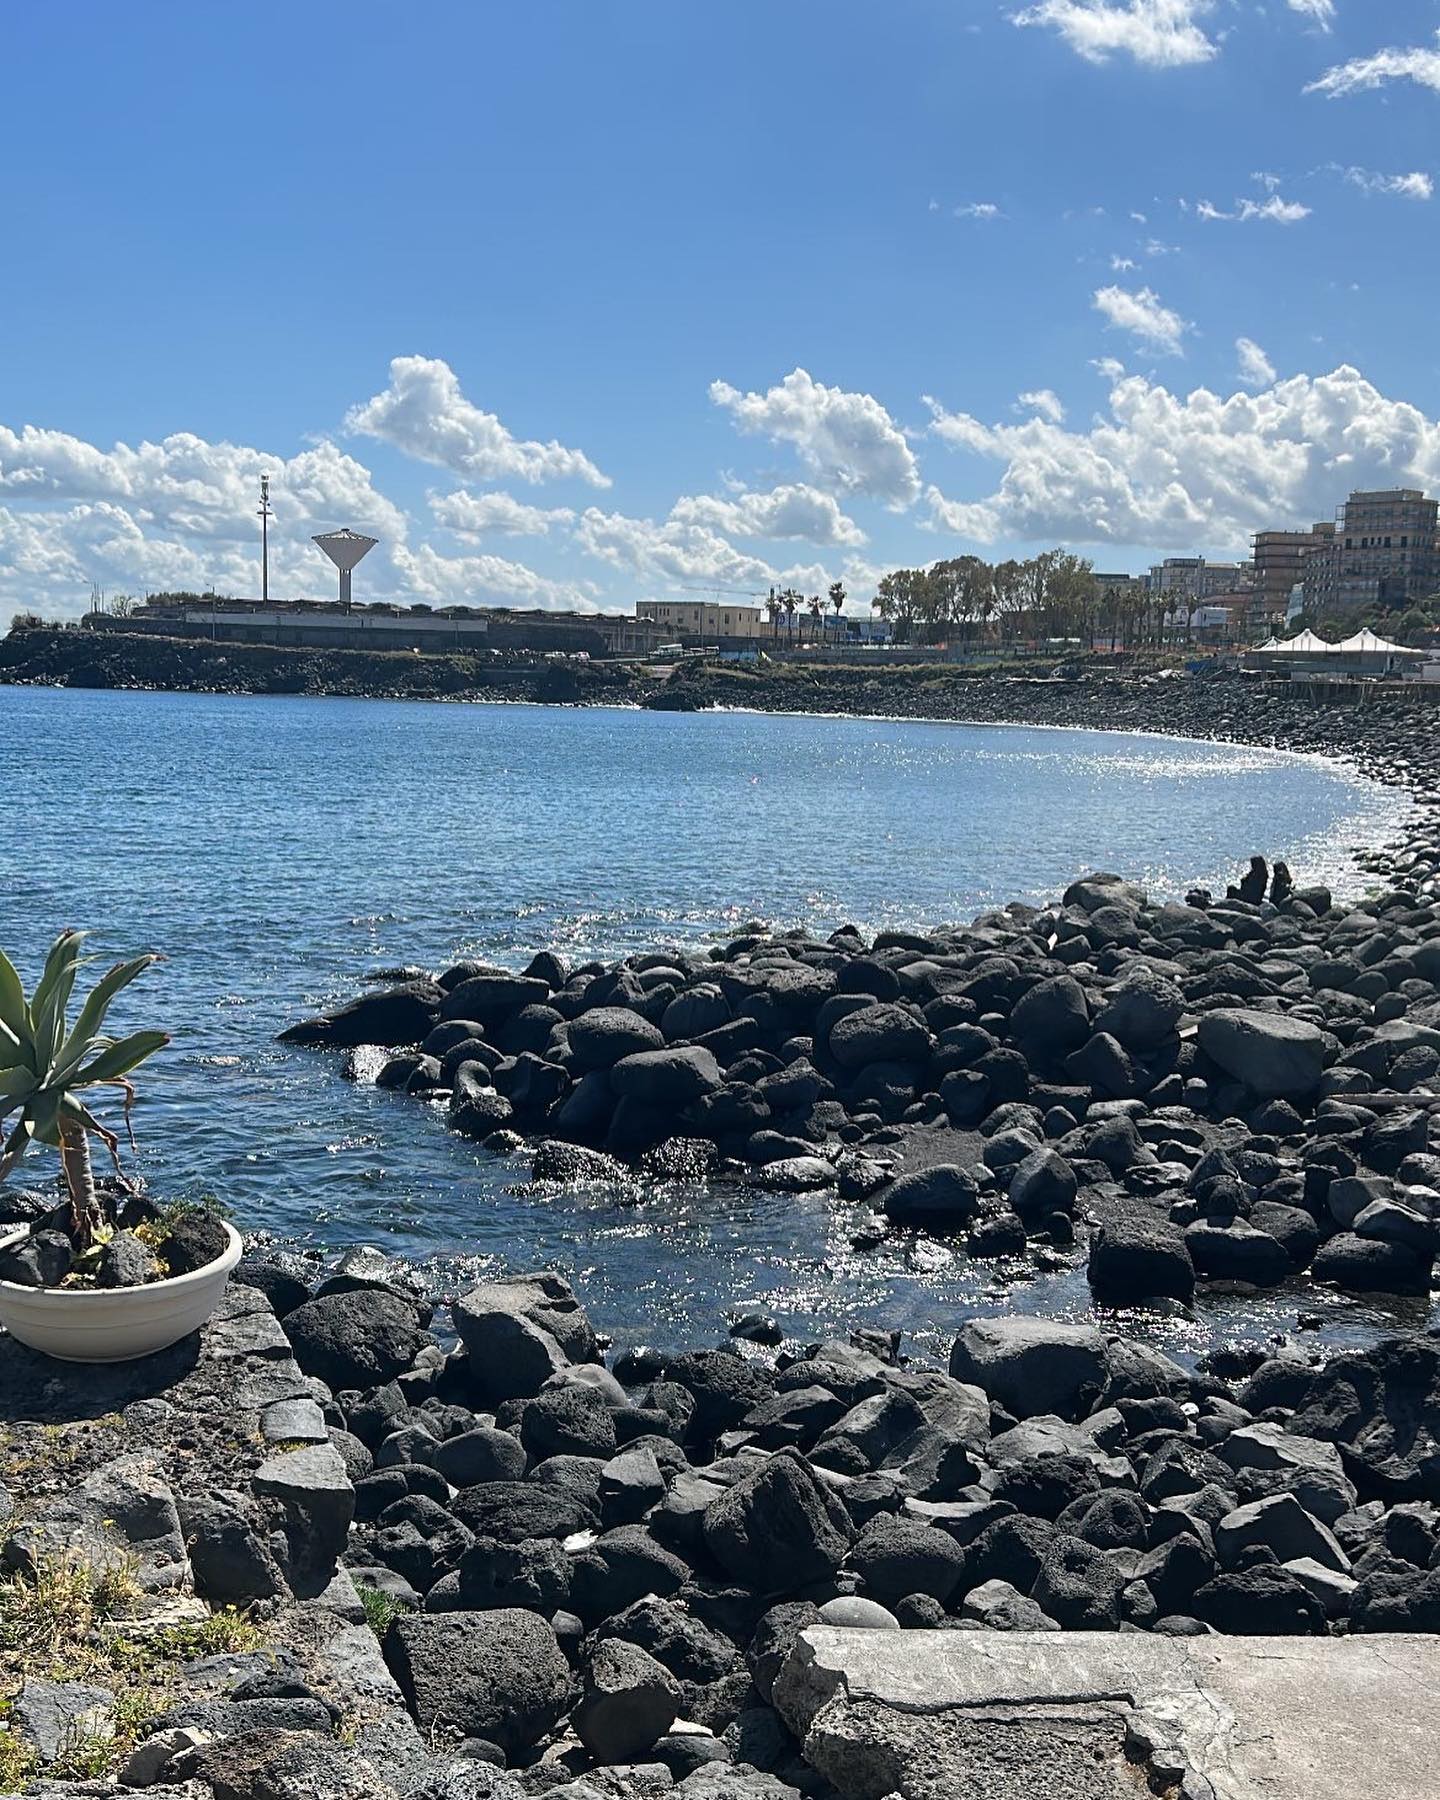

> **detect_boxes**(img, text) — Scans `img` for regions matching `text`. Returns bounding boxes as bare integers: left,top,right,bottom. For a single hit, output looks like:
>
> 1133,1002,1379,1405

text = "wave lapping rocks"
284,842,1440,1308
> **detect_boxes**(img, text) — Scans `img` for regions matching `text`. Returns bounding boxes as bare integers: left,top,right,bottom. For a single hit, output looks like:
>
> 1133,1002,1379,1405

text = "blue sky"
4,1,1440,618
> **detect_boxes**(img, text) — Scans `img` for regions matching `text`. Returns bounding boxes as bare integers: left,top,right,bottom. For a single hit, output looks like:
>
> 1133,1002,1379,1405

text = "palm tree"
765,587,782,638
807,595,823,643
784,590,798,644
828,581,846,642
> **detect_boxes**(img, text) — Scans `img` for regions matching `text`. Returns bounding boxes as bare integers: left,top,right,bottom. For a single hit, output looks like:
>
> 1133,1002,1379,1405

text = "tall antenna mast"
257,474,273,604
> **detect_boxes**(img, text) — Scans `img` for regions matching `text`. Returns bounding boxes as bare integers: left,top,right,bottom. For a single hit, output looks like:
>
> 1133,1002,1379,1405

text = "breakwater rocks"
283,853,1440,1309
9,1271,1440,1797
174,1265,1440,1791
0,626,639,705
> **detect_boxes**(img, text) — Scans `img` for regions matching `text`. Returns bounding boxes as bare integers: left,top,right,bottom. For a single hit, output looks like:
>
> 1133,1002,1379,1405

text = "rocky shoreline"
0,626,640,707
5,1257,1440,1798
4,647,1440,1796
282,834,1440,1316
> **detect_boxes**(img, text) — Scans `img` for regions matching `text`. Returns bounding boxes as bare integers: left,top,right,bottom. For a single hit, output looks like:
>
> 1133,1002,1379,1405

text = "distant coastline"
3,622,1437,805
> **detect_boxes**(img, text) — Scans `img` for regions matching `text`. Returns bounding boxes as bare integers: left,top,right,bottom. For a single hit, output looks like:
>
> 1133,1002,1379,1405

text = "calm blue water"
0,684,1419,1357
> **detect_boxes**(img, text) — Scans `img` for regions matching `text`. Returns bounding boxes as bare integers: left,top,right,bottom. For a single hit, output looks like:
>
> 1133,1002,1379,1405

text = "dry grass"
0,1555,266,1780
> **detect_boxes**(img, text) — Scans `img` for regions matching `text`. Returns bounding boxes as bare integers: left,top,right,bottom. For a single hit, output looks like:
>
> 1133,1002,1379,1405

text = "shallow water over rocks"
1,683,1421,1359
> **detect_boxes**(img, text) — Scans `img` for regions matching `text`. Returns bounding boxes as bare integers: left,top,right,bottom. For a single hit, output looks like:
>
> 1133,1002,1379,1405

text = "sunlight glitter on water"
0,685,1420,1358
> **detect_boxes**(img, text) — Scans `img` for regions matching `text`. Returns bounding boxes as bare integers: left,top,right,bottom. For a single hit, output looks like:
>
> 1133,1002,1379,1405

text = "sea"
1,683,1423,1359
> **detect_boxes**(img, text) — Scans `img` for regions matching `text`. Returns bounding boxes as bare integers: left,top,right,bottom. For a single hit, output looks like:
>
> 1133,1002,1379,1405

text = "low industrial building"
82,596,668,658
635,599,763,641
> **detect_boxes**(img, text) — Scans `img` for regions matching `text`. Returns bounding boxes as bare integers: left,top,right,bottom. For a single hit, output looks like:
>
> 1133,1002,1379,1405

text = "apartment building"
1250,523,1335,630
1302,489,1440,614
1144,557,1252,603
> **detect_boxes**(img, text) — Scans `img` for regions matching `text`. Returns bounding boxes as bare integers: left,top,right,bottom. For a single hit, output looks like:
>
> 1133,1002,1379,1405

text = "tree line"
870,550,1175,648
867,554,1216,655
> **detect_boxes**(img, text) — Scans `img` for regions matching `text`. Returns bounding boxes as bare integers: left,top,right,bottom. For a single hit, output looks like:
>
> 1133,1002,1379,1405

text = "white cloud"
389,543,595,611
429,490,575,538
1240,195,1311,222
346,354,609,488
0,413,595,616
668,484,867,547
1017,389,1067,424
1198,194,1311,223
1343,167,1433,200
1011,0,1217,68
923,362,1440,550
1307,36,1440,99
955,202,1002,219
709,367,922,508
1287,0,1334,26
1236,337,1277,388
1092,284,1189,354
1110,254,1139,270
573,507,778,588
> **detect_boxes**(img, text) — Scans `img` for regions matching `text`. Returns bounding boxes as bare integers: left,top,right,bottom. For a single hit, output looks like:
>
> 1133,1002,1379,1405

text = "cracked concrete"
773,1629,1440,1800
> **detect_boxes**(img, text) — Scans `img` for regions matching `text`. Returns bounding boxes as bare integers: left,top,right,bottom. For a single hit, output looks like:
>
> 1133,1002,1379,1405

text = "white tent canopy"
1251,627,1425,657
1333,628,1426,657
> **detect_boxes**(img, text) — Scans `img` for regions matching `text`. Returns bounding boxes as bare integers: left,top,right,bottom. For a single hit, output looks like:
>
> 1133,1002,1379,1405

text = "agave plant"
0,931,169,1250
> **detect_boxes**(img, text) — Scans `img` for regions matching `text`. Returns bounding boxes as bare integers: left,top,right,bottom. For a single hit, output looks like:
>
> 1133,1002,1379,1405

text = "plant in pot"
0,930,242,1362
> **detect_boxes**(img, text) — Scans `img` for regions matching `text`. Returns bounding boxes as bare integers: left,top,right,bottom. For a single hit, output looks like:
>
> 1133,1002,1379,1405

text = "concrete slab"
774,1627,1440,1800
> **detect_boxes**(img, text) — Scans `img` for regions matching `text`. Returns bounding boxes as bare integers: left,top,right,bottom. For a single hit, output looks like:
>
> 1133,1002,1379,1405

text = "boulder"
278,979,442,1048
532,1140,631,1184
10,1678,115,1763
1286,1336,1440,1499
1191,1564,1326,1635
1311,1233,1433,1297
1093,965,1184,1051
662,984,731,1043
829,1003,932,1071
703,1449,854,1593
434,1427,527,1488
452,1272,599,1402
1007,1149,1078,1220
283,1291,428,1391
962,1578,1058,1631
386,1609,571,1753
574,1639,681,1763
1214,1493,1349,1573
948,1317,1108,1421
1088,1209,1195,1306
440,972,551,1025
880,1164,980,1229
847,1516,967,1606
1184,1221,1292,1287
1196,1009,1325,1098
1030,1533,1125,1628
571,1007,665,1070
449,1065,516,1139
611,1046,723,1108
1009,976,1090,1055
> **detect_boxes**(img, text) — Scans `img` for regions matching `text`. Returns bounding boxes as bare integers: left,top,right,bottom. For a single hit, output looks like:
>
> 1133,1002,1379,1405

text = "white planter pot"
0,1221,243,1363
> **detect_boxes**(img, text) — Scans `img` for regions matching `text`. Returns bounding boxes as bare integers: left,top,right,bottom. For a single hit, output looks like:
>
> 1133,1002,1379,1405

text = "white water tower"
312,528,378,609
